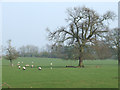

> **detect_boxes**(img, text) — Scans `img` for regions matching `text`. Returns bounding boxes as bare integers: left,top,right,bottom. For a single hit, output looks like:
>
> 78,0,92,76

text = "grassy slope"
2,57,118,88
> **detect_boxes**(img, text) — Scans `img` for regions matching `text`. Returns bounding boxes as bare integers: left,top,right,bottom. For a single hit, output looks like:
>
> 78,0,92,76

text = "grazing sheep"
23,67,26,70
50,62,52,66
25,64,30,67
18,66,21,69
31,65,34,68
38,67,41,70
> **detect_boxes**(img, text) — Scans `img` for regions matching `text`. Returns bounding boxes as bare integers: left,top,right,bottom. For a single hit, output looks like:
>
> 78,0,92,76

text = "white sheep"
25,64,30,67
18,66,21,69
50,62,52,66
38,67,42,70
23,66,26,70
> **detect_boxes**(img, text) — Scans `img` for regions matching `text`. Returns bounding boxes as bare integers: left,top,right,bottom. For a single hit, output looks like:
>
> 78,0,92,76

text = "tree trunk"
78,56,84,67
10,59,13,67
118,51,120,65
78,46,84,67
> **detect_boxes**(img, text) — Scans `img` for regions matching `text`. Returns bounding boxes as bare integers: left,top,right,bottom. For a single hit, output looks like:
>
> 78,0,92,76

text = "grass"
2,57,118,88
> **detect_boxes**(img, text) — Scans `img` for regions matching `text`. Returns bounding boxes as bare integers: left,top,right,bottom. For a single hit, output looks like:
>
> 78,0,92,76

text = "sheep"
23,66,26,70
25,64,30,67
18,66,21,69
50,62,52,69
38,67,42,70
50,62,52,66
31,65,34,68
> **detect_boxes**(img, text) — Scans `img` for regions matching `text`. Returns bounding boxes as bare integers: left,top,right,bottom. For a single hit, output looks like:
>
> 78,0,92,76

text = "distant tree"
105,28,118,59
92,40,113,59
47,6,116,67
18,45,39,57
5,40,18,66
105,28,118,48
39,51,50,58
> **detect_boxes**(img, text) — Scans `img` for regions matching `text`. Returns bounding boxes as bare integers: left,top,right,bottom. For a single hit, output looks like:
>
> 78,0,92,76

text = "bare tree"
47,6,116,67
92,40,113,59
105,28,118,59
5,40,18,66
105,28,118,48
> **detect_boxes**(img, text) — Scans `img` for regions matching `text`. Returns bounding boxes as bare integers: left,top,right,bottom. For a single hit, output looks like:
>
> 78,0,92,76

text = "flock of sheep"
17,61,42,70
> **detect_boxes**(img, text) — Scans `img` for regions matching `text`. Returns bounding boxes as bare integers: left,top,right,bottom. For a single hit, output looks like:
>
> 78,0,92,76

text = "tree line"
5,31,118,60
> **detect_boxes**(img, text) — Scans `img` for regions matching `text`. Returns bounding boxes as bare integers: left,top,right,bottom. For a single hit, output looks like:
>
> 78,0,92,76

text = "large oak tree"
47,6,116,67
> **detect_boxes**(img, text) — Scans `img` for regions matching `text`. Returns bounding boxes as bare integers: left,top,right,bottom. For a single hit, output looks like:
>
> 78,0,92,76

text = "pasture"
2,57,118,88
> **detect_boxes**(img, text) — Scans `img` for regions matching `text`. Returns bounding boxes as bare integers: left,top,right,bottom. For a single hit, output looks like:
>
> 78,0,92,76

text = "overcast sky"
2,2,118,50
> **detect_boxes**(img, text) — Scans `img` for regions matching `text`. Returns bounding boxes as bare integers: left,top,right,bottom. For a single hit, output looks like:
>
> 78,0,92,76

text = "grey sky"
2,2,118,50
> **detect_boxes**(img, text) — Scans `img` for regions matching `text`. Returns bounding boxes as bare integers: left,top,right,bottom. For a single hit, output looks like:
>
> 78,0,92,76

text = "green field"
2,57,118,88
